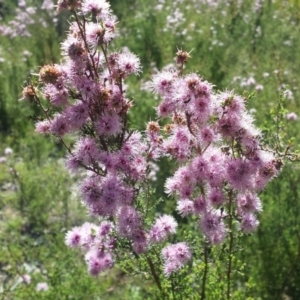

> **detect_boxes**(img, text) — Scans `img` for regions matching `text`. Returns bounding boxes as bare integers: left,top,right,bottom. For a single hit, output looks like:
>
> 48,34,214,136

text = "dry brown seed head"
147,121,160,133
39,65,61,84
22,86,37,102
164,124,175,134
187,78,198,90
173,113,186,125
176,49,191,64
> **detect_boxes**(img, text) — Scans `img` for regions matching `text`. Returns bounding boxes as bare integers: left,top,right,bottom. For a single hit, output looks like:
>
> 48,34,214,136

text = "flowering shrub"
21,0,299,298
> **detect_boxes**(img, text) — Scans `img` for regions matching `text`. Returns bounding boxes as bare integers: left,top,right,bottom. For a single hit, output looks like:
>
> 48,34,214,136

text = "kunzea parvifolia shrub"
21,0,296,298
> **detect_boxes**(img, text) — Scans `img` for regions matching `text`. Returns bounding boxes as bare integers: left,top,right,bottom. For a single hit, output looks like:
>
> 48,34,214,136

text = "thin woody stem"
226,189,234,300
146,256,164,297
73,10,99,79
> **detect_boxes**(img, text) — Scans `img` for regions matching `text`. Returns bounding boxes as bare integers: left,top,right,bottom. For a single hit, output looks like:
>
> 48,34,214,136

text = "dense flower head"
81,0,111,17
239,213,259,233
85,22,114,47
176,199,194,216
57,0,81,12
85,249,113,276
49,113,70,136
35,120,51,134
64,101,89,130
117,52,141,76
117,206,142,238
200,210,226,244
65,219,115,275
161,242,192,276
73,137,100,165
36,282,49,292
95,112,122,136
237,192,262,214
152,70,177,95
98,221,114,237
149,215,178,243
42,83,69,106
61,36,86,61
65,226,82,248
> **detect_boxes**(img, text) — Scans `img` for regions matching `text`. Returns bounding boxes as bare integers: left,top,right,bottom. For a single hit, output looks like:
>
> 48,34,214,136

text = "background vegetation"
0,0,300,299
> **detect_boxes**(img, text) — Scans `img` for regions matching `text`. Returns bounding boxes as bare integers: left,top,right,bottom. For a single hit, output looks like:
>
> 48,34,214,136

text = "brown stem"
146,256,163,295
100,44,112,75
185,111,195,136
73,10,99,79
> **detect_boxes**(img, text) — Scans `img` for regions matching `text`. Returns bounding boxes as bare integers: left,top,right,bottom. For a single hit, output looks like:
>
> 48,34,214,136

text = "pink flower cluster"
26,0,281,279
28,0,183,276
149,71,280,244
161,242,191,276
65,221,115,276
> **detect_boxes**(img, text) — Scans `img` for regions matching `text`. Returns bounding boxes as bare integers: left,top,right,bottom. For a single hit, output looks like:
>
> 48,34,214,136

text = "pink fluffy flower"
226,158,254,191
176,199,194,216
156,99,176,117
65,154,82,172
73,137,100,165
193,196,207,214
117,206,142,238
117,52,141,76
191,156,208,184
42,83,69,106
49,113,70,136
161,242,192,276
237,192,262,214
131,229,148,254
218,91,246,115
80,176,102,208
149,215,178,243
152,70,176,95
200,127,216,144
81,0,111,17
85,249,113,276
85,22,113,47
35,120,51,134
96,112,122,136
65,226,82,248
98,221,114,237
286,112,298,120
239,213,259,233
36,282,49,292
200,210,226,244
61,36,86,61
64,101,89,130
80,222,99,249
208,188,225,206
